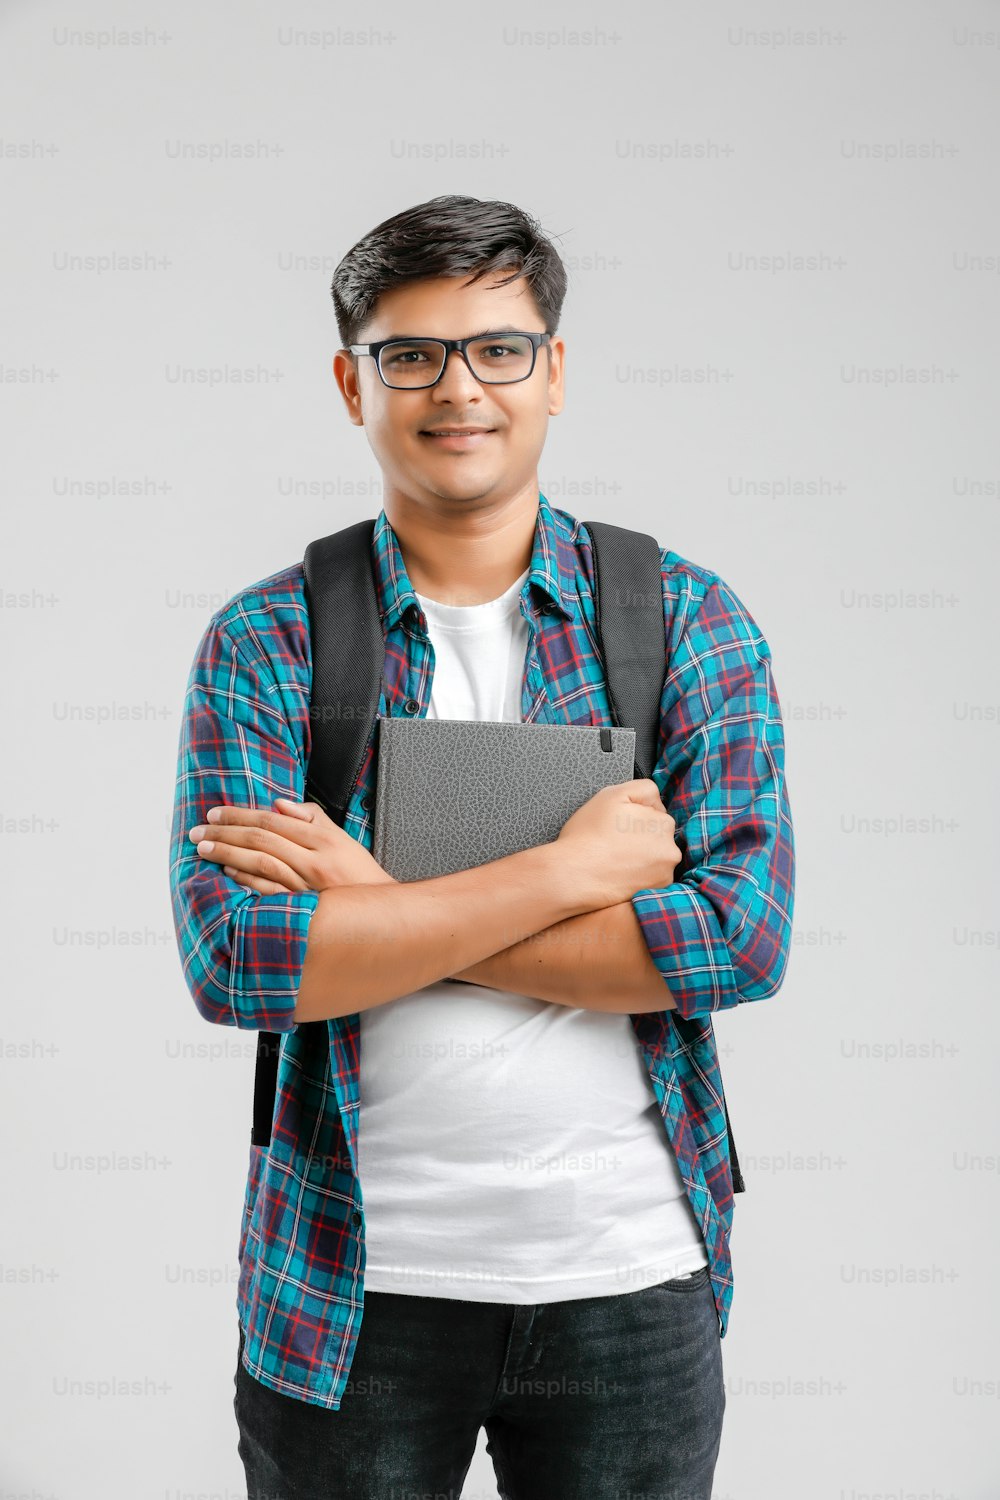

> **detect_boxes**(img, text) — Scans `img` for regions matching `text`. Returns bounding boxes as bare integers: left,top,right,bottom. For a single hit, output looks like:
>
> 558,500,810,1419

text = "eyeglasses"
347,331,552,390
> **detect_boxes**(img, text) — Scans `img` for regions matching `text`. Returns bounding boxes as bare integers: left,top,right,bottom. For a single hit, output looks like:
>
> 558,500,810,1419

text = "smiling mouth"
419,429,497,447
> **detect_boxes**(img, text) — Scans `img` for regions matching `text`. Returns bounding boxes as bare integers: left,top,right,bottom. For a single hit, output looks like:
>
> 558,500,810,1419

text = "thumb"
274,797,316,822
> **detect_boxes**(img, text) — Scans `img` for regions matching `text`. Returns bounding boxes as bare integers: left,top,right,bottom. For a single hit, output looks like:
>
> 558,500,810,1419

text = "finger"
198,804,321,848
190,819,319,869
626,779,674,825
273,797,316,822
194,838,312,892
223,865,296,896
624,778,664,805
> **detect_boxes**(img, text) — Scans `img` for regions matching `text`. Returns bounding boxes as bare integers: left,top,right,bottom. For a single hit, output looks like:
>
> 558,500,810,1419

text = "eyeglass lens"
378,335,535,387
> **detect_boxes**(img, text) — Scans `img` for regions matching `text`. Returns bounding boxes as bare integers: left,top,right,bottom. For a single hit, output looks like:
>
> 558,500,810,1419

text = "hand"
188,797,397,896
554,778,681,910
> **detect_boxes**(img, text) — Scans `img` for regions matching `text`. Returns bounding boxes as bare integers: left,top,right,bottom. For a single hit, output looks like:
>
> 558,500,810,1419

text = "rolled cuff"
228,889,321,1031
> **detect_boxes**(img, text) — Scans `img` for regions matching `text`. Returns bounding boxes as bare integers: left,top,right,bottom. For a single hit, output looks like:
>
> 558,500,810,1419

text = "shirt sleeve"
168,612,319,1030
630,574,796,1020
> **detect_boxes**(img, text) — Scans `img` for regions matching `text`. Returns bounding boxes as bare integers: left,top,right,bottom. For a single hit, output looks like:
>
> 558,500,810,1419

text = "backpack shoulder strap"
582,519,664,780
583,517,746,1194
302,518,385,823
250,518,383,1150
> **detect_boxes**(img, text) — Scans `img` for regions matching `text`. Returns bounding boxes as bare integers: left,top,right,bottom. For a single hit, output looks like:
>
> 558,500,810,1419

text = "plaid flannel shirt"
168,490,795,1408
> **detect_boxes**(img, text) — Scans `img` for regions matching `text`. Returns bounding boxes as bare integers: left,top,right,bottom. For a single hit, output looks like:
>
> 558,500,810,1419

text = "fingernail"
189,826,207,840
197,840,215,853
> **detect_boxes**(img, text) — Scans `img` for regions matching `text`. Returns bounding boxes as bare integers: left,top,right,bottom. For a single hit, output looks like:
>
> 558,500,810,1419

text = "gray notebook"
371,716,637,883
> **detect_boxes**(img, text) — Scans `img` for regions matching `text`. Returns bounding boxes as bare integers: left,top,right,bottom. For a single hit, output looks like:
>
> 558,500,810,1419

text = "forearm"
294,843,597,1023
450,899,675,1014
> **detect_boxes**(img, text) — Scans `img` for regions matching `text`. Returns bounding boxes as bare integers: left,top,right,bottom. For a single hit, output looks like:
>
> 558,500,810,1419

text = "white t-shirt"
357,566,708,1301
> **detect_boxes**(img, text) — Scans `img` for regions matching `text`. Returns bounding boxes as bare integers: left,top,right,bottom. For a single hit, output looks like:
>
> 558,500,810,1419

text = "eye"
383,346,430,366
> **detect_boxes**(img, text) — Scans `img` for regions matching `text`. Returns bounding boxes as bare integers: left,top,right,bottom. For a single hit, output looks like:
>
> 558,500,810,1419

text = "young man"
169,194,795,1500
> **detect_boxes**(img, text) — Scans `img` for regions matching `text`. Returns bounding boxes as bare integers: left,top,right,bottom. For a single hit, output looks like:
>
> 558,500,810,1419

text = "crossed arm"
170,575,793,1031
185,792,669,1015
447,899,671,1012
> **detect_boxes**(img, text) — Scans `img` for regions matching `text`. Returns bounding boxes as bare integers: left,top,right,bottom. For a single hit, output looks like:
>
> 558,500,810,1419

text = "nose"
431,348,484,401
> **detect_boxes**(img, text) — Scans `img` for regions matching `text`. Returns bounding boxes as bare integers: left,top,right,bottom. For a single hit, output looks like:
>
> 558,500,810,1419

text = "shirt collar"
373,490,577,635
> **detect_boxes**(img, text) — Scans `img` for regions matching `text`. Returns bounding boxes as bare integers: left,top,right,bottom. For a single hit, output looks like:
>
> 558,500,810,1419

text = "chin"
424,475,503,504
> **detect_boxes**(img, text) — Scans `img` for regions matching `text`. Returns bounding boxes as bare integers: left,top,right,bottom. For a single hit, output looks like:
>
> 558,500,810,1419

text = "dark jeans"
234,1267,726,1500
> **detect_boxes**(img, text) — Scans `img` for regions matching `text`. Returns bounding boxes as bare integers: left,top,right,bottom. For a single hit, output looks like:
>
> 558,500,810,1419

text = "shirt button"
360,794,373,812
403,698,419,714
542,602,559,615
351,1209,362,1227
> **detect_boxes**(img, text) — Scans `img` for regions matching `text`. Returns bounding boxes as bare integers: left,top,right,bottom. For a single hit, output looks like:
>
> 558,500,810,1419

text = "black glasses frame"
347,331,552,389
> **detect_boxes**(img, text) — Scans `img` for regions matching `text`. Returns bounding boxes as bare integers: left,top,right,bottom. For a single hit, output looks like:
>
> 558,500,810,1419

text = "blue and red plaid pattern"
168,491,795,1408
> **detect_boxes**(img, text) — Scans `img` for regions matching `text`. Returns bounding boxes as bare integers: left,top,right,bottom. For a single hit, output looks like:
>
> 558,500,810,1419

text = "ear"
333,350,365,427
546,336,565,417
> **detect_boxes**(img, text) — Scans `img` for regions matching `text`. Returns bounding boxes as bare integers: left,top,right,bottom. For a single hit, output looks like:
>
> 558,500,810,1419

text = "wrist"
533,840,604,919
316,870,398,894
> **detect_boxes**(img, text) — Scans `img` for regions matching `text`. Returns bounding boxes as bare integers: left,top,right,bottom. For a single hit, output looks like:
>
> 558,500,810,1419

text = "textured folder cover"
372,717,637,883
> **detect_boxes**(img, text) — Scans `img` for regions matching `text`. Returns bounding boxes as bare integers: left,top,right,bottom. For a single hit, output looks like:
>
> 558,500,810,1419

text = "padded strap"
584,520,664,781
251,519,384,1149
584,517,745,1194
303,518,385,821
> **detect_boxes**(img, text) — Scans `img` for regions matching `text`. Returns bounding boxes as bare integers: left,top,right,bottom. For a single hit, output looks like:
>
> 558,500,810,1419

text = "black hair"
331,194,568,348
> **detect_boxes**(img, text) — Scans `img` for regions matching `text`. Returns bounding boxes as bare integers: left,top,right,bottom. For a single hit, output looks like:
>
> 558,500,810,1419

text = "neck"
383,480,539,606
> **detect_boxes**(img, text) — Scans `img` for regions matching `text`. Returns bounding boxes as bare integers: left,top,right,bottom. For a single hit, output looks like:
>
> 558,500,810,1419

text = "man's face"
333,272,564,508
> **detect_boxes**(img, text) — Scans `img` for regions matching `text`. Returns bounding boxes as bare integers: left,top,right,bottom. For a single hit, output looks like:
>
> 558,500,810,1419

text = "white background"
2,1,998,1495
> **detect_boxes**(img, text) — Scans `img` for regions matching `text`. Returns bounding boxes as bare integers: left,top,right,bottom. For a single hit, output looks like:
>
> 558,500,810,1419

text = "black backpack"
250,517,745,1194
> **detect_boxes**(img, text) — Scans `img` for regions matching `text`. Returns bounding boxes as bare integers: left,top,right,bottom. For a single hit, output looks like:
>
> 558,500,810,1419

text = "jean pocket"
651,1264,711,1294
